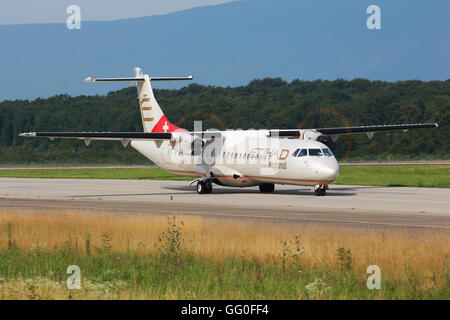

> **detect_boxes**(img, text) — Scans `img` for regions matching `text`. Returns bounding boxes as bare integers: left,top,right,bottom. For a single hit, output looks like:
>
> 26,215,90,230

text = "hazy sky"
0,0,237,25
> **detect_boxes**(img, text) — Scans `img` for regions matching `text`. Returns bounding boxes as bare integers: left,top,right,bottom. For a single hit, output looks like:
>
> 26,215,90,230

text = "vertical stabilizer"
134,67,165,132
84,68,193,133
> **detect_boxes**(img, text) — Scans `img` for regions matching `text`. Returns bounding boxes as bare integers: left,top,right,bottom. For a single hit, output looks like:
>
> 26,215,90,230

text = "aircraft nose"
319,162,339,181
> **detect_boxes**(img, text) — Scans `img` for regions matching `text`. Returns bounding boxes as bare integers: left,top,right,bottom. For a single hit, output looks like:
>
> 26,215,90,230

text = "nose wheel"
314,184,328,196
197,180,213,194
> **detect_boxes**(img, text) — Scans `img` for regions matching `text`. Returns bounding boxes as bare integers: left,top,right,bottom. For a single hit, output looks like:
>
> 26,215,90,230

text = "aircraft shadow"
331,186,389,191
71,187,355,198
163,185,356,196
70,191,193,198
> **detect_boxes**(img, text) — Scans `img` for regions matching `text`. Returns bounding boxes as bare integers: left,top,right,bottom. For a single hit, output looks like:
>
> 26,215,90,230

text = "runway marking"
2,202,449,230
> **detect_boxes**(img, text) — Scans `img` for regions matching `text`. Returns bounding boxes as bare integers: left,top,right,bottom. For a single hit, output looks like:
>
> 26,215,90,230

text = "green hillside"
0,79,449,164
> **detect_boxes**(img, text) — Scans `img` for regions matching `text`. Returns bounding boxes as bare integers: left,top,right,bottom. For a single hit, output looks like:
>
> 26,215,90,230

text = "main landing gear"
259,183,275,193
196,180,213,194
314,184,328,196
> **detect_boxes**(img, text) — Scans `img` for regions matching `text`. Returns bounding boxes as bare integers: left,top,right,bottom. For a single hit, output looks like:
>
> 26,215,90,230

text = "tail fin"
84,67,193,132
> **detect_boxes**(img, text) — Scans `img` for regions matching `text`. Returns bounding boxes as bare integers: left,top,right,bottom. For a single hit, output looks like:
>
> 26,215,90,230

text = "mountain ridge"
0,0,448,100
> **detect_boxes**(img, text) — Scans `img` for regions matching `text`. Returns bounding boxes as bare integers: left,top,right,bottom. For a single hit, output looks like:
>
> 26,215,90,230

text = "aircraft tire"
315,188,326,196
197,181,213,194
197,181,207,194
259,183,275,193
205,181,213,194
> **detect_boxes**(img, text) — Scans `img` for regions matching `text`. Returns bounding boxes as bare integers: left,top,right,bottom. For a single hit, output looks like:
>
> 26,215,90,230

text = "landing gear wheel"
259,183,275,193
315,188,326,196
205,181,213,194
197,181,213,194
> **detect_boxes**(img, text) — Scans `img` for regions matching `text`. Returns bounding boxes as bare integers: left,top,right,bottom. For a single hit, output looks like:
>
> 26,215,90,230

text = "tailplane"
84,67,192,132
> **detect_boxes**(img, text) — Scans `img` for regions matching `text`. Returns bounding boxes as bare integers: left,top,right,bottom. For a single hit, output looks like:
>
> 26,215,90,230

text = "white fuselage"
131,130,339,187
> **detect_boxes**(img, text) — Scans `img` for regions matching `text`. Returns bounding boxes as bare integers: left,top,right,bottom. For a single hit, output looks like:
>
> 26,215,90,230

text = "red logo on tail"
151,115,185,133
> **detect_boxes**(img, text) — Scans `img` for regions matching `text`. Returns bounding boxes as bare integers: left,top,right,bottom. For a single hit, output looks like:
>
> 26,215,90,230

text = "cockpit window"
297,149,307,157
292,149,300,157
309,149,323,156
322,148,333,156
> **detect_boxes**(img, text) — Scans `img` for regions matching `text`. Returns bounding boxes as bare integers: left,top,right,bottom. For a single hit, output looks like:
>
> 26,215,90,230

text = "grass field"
0,165,449,188
334,165,450,188
0,167,191,181
0,208,449,299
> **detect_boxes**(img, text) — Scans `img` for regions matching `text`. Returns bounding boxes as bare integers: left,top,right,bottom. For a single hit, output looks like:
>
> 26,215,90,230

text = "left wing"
269,123,438,139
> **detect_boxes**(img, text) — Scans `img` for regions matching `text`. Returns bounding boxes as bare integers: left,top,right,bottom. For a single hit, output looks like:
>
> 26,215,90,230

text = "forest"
0,78,448,164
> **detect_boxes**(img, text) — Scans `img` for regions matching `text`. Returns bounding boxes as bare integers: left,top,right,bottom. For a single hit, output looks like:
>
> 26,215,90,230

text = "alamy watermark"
366,265,381,289
366,5,381,30
66,265,81,289
66,5,81,30
168,120,282,176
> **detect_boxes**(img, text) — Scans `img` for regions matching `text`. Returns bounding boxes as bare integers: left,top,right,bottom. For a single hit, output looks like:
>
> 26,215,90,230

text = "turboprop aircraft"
20,68,438,196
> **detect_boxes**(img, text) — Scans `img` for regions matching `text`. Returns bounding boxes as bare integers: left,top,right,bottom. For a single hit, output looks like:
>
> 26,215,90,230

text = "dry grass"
0,207,448,281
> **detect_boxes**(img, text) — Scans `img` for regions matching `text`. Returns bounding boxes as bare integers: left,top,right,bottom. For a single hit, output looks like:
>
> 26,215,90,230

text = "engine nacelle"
301,130,323,141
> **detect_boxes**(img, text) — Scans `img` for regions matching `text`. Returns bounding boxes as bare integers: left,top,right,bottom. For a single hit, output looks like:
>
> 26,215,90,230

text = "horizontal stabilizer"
84,76,193,83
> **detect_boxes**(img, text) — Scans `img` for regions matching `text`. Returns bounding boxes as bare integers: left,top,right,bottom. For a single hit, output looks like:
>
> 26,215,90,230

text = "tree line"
0,78,448,164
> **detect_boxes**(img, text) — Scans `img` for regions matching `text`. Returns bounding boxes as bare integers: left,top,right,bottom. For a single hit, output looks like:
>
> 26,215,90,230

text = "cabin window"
297,149,307,157
309,149,323,156
322,148,333,156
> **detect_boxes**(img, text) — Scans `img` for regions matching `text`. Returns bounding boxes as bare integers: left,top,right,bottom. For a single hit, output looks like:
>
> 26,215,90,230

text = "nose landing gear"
314,184,328,196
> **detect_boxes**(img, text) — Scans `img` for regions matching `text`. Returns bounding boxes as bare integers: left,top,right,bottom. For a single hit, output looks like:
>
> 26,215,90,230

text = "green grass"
1,248,447,299
1,227,448,300
0,165,448,188
334,165,450,188
0,168,191,181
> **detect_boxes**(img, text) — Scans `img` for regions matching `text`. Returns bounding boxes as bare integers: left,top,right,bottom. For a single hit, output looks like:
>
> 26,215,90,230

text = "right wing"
19,130,221,146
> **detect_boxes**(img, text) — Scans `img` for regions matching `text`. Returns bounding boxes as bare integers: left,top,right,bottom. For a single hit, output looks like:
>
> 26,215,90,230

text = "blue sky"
0,0,237,24
0,0,448,100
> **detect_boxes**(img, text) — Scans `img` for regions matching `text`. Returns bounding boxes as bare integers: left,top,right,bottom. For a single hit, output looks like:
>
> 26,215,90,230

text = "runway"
1,178,449,230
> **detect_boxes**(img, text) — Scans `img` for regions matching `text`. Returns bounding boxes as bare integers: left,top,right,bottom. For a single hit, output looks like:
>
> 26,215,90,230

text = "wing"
315,123,438,135
20,122,438,145
19,132,172,147
269,123,438,140
19,130,222,146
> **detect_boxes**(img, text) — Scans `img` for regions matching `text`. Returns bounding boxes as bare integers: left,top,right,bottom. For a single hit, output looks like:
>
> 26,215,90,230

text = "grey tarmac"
0,178,449,230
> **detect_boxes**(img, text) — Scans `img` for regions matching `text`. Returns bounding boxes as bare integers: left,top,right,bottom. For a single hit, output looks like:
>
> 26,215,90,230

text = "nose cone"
317,162,339,181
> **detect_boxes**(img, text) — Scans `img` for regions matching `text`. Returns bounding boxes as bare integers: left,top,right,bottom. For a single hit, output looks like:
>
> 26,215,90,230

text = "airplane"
20,67,438,196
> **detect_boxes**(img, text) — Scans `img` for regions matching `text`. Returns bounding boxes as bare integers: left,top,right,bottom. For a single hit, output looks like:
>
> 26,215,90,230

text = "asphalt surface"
1,178,449,230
